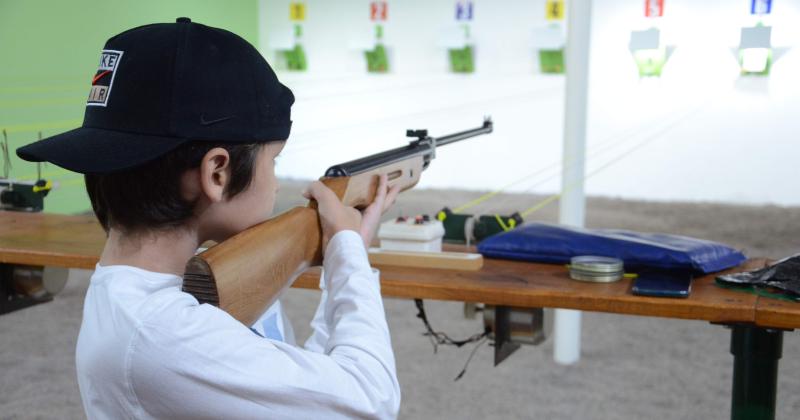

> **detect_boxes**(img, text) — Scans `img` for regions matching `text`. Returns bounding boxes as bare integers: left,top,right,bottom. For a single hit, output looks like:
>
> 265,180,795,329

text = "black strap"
413,299,491,380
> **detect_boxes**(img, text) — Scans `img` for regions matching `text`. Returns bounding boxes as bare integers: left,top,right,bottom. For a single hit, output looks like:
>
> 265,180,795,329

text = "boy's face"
202,141,285,242
237,140,285,221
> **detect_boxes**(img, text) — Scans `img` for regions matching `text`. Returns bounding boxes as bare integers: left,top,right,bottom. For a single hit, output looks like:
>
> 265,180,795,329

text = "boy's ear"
199,148,231,203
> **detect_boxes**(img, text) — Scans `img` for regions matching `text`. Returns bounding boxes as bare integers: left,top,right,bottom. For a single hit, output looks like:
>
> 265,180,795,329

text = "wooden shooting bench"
1,211,797,420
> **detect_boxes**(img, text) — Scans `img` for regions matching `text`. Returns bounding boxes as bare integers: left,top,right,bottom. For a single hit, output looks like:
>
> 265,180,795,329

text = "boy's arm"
305,266,382,353
129,230,400,419
315,231,395,365
304,174,396,356
304,277,329,352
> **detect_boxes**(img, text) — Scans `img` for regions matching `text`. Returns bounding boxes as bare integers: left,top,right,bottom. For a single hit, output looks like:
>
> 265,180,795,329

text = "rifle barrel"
324,118,492,177
434,118,493,147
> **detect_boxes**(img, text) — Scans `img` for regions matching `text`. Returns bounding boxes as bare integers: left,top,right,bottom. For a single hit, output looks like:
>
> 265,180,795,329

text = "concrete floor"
2,182,799,419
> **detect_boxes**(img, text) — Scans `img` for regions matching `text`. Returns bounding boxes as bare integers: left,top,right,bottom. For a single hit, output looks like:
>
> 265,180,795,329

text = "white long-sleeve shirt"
76,230,401,419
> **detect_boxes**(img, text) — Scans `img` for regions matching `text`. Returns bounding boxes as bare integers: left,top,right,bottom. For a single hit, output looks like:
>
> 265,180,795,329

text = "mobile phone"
631,272,693,298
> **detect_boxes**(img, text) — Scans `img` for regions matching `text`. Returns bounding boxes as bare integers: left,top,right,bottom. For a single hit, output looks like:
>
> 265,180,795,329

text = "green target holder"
447,25,474,73
366,44,389,73
283,45,307,71
365,25,390,73
538,49,565,74
449,45,474,73
280,24,307,72
738,25,773,77
628,28,679,78
532,24,566,74
633,48,667,77
739,49,772,76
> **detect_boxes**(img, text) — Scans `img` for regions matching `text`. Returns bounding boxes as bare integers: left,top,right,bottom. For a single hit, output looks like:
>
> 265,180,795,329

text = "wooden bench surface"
1,212,796,329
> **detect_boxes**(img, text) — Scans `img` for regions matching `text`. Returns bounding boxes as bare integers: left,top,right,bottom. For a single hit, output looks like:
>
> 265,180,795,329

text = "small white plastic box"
378,217,445,252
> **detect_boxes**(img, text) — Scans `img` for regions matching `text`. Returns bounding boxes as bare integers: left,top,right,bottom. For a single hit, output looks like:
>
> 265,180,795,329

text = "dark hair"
85,142,264,233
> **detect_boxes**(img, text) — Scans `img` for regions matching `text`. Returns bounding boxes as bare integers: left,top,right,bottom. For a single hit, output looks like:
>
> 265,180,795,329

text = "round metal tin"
569,269,624,283
569,256,625,283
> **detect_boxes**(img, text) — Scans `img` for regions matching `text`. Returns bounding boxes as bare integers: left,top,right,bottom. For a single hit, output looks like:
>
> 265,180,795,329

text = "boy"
17,18,401,419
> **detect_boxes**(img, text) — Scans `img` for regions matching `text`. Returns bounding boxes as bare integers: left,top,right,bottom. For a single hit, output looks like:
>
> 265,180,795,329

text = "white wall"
259,0,800,207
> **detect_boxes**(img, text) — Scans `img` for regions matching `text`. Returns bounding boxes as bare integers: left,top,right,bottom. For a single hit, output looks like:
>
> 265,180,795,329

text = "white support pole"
554,0,593,365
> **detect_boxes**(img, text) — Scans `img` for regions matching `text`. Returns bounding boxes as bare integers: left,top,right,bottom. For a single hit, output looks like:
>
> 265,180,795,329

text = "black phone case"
631,273,693,298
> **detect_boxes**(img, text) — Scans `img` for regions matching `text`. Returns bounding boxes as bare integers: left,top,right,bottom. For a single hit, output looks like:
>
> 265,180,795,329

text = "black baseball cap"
17,17,294,174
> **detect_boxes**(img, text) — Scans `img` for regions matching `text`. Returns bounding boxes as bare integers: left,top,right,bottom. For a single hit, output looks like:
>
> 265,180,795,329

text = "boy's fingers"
362,175,388,216
367,174,389,211
305,181,338,206
382,184,401,213
373,174,388,202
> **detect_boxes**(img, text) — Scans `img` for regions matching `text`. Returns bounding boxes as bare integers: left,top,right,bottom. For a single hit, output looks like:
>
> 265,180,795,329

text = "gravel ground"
1,181,798,419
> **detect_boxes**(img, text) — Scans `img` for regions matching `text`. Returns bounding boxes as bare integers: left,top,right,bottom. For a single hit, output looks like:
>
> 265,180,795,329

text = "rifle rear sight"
406,129,429,141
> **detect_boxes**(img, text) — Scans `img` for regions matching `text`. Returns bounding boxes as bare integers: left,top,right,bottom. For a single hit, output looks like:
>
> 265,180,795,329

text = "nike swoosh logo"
92,70,112,85
200,115,234,126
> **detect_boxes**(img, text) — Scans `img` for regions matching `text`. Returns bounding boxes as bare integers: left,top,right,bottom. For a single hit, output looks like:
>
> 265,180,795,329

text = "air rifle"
182,118,494,325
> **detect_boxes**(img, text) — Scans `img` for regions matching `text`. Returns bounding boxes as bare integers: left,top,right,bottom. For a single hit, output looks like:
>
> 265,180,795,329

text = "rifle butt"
183,207,322,326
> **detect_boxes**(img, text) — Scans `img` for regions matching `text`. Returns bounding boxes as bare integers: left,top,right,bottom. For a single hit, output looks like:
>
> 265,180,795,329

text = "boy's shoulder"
84,264,265,367
79,266,280,418
90,265,214,332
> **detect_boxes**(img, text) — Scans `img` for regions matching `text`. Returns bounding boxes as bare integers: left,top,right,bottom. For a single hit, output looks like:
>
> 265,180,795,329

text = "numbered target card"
751,0,772,15
545,0,565,21
366,1,390,73
644,0,663,18
535,0,565,74
629,0,668,77
284,1,307,71
740,0,774,76
448,1,475,73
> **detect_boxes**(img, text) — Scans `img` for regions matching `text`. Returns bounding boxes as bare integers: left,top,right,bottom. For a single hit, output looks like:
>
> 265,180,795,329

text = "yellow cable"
519,101,707,219
493,214,510,231
453,112,660,214
453,93,715,216
521,194,561,218
453,163,555,213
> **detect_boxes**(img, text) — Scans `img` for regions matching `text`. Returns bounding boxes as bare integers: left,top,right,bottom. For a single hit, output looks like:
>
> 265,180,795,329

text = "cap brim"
16,127,190,174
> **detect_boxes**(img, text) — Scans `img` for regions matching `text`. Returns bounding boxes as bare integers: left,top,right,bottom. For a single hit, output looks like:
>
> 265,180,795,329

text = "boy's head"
16,18,293,240
84,140,285,240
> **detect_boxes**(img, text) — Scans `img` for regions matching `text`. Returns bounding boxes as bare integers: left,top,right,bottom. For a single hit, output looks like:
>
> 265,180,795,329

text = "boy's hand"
359,174,401,248
303,181,361,252
303,174,400,252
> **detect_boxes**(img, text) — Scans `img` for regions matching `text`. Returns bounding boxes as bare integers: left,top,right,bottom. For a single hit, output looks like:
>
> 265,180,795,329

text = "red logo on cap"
87,49,123,107
92,70,112,85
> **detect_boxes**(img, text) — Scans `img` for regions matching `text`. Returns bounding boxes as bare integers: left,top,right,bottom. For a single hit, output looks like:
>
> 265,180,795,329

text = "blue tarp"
477,223,747,274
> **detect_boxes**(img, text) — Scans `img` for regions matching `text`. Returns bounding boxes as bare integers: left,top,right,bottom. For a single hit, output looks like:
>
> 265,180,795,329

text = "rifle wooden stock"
182,155,424,325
